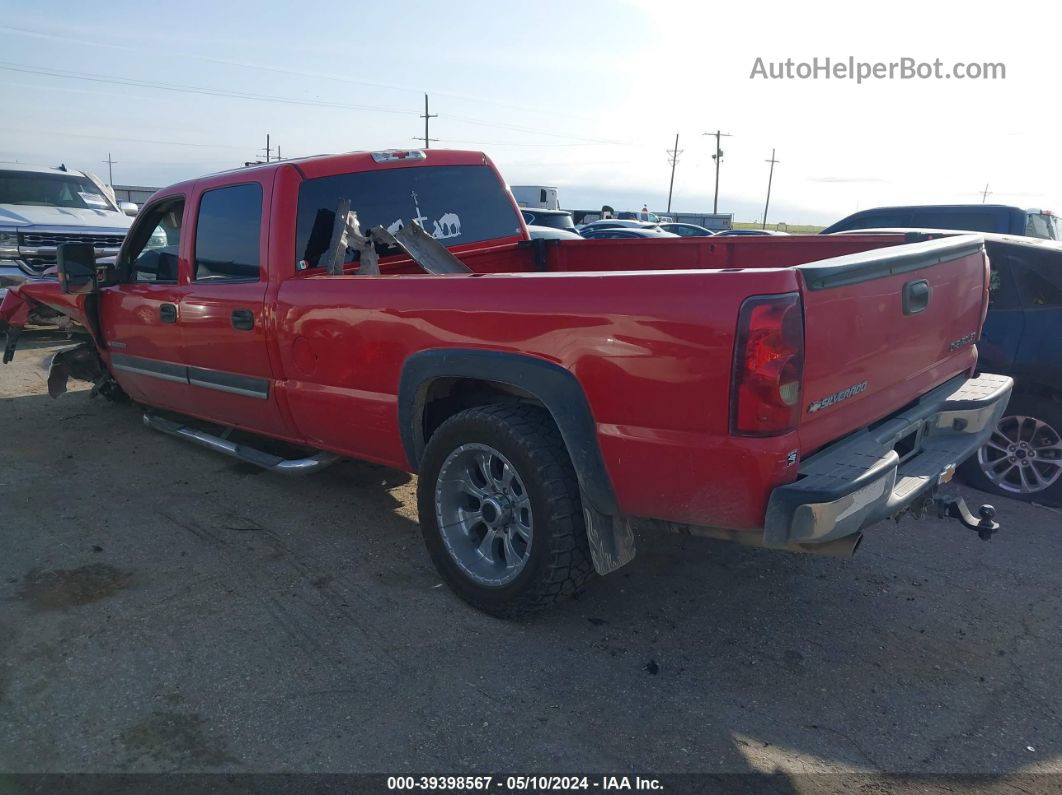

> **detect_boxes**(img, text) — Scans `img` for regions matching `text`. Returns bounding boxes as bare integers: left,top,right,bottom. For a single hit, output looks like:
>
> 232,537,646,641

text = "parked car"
580,228,678,239
0,163,136,303
618,210,672,223
822,204,1062,240
578,219,663,234
715,229,791,236
520,208,577,233
829,227,1062,505
2,148,1011,617
658,223,714,237
526,225,583,240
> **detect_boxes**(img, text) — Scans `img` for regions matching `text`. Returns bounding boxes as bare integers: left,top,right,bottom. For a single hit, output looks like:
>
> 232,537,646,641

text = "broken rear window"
295,164,523,270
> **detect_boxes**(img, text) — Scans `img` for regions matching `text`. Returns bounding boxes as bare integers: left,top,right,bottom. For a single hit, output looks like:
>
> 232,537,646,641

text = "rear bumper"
765,373,1013,545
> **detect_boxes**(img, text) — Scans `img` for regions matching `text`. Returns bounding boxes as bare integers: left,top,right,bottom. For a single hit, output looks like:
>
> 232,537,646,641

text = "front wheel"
959,395,1062,507
417,404,594,617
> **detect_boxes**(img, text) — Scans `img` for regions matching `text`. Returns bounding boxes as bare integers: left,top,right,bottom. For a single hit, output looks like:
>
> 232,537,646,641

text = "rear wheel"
959,395,1062,507
417,404,594,617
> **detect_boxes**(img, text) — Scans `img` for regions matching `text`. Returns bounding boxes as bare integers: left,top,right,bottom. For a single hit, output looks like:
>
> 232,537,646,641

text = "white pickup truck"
0,163,137,303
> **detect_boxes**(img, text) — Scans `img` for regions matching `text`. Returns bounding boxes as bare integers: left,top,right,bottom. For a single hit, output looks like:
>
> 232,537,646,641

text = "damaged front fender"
1,286,31,364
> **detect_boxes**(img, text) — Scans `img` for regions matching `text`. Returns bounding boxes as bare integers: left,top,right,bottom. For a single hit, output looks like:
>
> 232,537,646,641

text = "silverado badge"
808,381,868,414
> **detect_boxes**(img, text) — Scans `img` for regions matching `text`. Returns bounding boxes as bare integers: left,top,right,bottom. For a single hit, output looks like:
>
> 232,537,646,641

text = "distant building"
112,184,159,206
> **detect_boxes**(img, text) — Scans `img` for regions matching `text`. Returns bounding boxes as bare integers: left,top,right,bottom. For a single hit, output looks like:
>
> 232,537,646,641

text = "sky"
0,0,1058,225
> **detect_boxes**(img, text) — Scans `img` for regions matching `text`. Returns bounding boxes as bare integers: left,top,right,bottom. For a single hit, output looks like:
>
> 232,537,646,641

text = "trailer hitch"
933,495,999,540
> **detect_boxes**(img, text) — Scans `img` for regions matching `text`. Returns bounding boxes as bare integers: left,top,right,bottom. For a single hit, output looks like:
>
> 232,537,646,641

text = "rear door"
1011,245,1062,390
796,236,989,452
177,178,290,437
98,195,193,410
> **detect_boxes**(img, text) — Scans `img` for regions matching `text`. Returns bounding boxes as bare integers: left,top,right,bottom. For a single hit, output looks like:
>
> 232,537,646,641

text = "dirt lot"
1,334,1060,780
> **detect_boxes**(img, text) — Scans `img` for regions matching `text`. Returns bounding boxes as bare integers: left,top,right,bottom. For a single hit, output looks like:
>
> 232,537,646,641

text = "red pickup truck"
0,149,1013,616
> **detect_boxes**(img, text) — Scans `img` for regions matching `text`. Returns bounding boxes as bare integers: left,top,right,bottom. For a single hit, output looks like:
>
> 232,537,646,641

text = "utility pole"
762,149,780,230
276,146,282,160
417,93,439,149
702,129,732,214
666,133,682,213
982,183,991,203
262,134,272,163
102,153,116,186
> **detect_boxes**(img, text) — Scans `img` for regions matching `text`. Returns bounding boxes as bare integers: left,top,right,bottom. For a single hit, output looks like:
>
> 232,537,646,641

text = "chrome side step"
142,414,339,475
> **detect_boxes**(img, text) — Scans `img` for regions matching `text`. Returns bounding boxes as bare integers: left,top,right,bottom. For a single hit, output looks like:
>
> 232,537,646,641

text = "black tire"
959,394,1062,507
417,404,594,617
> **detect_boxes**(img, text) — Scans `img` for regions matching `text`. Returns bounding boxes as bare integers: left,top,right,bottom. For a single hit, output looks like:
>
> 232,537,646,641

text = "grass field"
732,221,825,234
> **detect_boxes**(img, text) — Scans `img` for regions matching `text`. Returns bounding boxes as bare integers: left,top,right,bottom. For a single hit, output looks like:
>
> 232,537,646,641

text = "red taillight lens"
731,292,805,436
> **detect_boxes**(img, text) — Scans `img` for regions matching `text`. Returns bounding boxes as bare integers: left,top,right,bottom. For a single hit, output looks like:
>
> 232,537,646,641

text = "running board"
142,414,339,475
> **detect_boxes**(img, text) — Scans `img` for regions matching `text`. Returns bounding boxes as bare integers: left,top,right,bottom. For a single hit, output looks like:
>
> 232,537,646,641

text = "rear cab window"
295,165,522,272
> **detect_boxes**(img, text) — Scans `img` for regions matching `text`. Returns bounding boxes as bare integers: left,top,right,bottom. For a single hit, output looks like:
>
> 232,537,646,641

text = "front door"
98,195,192,410
177,180,290,437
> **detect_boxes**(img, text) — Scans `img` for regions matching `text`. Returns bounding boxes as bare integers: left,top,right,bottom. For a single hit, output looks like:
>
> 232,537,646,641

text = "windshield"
0,170,114,210
1026,212,1062,240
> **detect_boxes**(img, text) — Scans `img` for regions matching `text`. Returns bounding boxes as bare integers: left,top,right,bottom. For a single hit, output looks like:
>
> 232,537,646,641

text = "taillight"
731,292,805,436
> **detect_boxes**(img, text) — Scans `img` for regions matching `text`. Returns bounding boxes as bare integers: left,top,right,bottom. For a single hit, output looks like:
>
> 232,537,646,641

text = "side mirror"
57,242,97,294
118,201,139,216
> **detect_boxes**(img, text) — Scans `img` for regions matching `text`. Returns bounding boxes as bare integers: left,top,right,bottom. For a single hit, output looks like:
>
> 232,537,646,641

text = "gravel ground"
1,334,1060,782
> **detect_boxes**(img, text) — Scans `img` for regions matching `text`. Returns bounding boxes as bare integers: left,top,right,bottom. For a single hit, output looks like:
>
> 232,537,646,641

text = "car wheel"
959,395,1062,507
417,404,594,617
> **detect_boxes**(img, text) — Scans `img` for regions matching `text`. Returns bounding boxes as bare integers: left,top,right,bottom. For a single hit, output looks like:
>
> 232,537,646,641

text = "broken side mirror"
57,242,97,294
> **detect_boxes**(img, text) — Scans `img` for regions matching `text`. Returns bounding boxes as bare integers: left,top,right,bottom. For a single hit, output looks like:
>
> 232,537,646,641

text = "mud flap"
583,502,637,575
1,287,31,363
3,325,21,364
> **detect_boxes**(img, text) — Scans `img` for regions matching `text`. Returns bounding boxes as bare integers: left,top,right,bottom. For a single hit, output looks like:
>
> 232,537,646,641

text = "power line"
763,149,780,230
416,94,439,149
0,24,600,123
0,125,249,151
702,129,732,214
0,61,626,147
666,133,682,213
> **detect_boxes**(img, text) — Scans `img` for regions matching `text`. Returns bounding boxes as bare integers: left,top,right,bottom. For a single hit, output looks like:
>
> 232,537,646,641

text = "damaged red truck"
0,149,1013,616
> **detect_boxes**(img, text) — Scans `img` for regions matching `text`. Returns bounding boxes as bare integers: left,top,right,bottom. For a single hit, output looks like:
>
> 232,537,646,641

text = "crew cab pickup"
0,149,1013,616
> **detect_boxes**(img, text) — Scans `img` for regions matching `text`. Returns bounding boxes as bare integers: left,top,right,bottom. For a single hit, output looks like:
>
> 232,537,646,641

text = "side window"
917,211,998,233
124,198,184,283
194,183,262,281
1013,250,1062,307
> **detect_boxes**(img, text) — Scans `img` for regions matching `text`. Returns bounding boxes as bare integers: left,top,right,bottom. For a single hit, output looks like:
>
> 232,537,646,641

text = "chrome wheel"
978,414,1062,495
434,443,533,587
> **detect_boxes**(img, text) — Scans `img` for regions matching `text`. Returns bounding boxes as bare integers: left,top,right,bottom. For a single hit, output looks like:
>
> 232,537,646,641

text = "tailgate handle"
902,279,931,315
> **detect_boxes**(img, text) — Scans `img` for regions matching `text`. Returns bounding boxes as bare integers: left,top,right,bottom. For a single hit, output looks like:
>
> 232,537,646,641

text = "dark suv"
966,235,1062,504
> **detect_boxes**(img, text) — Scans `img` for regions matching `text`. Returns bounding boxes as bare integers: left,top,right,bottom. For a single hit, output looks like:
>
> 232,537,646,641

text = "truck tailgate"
796,235,988,454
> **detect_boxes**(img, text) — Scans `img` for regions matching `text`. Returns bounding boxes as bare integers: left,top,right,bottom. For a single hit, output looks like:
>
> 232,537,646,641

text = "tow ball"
933,496,999,541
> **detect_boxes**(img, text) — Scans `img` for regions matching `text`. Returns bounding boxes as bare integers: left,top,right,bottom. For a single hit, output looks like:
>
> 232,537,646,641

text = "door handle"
160,303,177,323
902,279,931,315
231,309,254,331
